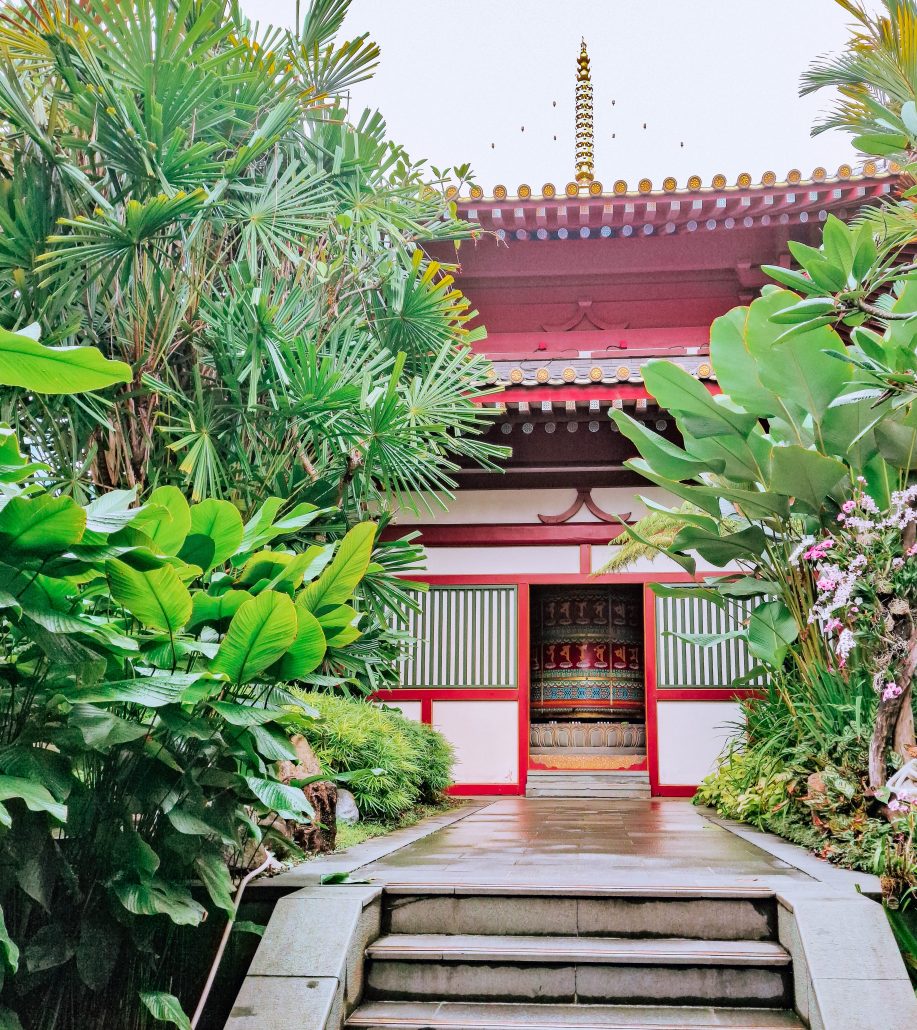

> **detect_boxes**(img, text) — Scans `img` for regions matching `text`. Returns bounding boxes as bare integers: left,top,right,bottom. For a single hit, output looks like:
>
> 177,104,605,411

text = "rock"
336,787,360,825
278,735,338,854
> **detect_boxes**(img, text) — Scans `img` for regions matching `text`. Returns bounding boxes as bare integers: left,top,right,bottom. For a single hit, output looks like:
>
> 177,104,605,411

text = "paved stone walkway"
352,799,807,890
275,798,878,894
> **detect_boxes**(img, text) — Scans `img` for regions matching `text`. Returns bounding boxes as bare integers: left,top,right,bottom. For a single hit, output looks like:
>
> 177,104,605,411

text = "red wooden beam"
380,523,627,547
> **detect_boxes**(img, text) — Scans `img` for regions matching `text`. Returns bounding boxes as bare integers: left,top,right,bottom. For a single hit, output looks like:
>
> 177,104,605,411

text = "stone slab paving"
338,799,809,891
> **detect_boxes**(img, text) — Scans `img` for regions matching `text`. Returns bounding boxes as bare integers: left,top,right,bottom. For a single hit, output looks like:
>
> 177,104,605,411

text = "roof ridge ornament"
575,38,595,186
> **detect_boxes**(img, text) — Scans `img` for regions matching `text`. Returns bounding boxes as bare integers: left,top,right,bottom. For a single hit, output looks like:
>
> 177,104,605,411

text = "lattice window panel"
396,585,517,689
655,588,766,691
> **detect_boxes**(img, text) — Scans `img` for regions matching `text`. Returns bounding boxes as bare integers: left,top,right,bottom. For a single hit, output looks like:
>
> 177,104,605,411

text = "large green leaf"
642,360,758,437
234,498,324,561
0,495,86,554
300,522,376,614
132,487,191,556
678,422,767,484
747,600,798,667
106,559,192,632
748,291,850,424
243,775,315,822
319,603,361,647
650,583,725,608
0,776,66,823
0,426,46,484
822,390,885,469
709,296,783,417
666,629,747,648
0,905,19,974
769,446,848,513
210,590,298,683
671,526,767,566
139,991,191,1030
194,852,235,916
0,324,131,394
189,588,254,628
82,489,145,537
277,605,326,679
59,675,194,708
115,880,205,926
182,499,244,571
69,704,150,749
609,409,718,479
874,404,917,469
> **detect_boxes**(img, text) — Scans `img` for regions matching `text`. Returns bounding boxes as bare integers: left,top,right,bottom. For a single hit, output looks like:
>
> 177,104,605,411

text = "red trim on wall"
517,583,531,794
374,689,519,702
654,785,699,798
407,572,706,585
381,524,626,546
643,584,660,797
579,544,592,574
656,689,761,701
420,696,433,724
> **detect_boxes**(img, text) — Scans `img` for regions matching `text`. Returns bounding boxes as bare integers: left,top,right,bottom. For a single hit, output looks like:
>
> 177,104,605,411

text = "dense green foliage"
0,410,381,1027
606,1,917,924
0,0,507,702
0,0,496,1024
0,0,504,514
292,692,453,819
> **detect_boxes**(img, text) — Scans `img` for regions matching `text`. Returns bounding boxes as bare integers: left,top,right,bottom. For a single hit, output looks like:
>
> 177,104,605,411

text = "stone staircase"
526,769,652,799
345,885,802,1029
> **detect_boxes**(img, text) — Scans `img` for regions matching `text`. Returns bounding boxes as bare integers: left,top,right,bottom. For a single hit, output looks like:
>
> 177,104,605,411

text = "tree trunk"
869,625,917,789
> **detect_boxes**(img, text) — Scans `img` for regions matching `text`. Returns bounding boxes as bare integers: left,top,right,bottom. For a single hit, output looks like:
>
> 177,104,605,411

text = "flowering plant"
804,482,917,671
801,481,917,807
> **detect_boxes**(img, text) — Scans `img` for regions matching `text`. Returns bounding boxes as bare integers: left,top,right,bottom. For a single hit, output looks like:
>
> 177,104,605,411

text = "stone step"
384,891,777,940
347,1000,806,1029
526,770,651,798
369,934,791,966
526,787,653,799
527,788,652,798
365,934,792,1007
525,774,649,778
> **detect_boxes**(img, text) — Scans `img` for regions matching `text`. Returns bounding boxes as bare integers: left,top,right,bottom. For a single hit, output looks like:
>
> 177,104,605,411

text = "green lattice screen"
655,588,766,691
397,585,517,689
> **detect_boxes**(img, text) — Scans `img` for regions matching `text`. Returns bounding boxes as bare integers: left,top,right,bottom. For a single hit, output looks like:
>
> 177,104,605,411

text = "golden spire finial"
575,38,594,186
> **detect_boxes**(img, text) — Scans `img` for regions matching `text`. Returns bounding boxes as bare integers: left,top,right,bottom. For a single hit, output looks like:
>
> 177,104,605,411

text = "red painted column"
517,581,531,795
579,543,592,574
643,583,660,796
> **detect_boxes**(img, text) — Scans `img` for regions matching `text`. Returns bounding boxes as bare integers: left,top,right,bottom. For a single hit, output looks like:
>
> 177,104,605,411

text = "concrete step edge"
381,884,777,900
367,934,791,967
346,1001,805,1029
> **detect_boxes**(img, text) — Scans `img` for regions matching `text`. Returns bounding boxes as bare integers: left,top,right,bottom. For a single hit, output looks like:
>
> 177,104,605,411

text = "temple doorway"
529,584,647,771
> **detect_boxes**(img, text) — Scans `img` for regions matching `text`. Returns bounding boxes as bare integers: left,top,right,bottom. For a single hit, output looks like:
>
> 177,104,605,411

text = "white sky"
244,0,885,189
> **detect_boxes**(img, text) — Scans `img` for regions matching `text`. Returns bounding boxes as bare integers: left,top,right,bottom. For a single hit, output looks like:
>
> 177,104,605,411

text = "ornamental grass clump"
290,692,454,820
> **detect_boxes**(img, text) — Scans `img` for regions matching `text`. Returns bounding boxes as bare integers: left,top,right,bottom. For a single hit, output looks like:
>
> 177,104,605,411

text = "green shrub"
401,717,455,802
290,693,453,819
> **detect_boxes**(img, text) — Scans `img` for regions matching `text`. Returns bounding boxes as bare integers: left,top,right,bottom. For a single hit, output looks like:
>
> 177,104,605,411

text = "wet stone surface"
354,799,806,891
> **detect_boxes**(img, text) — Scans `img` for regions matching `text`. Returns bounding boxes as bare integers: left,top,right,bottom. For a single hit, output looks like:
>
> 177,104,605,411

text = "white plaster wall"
396,488,676,525
591,548,742,576
378,700,422,722
656,701,743,785
432,700,519,785
422,545,579,575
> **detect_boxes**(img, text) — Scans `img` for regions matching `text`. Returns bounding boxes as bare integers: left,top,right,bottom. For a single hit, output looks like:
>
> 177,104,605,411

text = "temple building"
377,42,895,799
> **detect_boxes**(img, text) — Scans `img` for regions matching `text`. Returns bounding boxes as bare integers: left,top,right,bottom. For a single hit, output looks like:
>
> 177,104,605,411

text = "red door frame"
374,570,757,797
